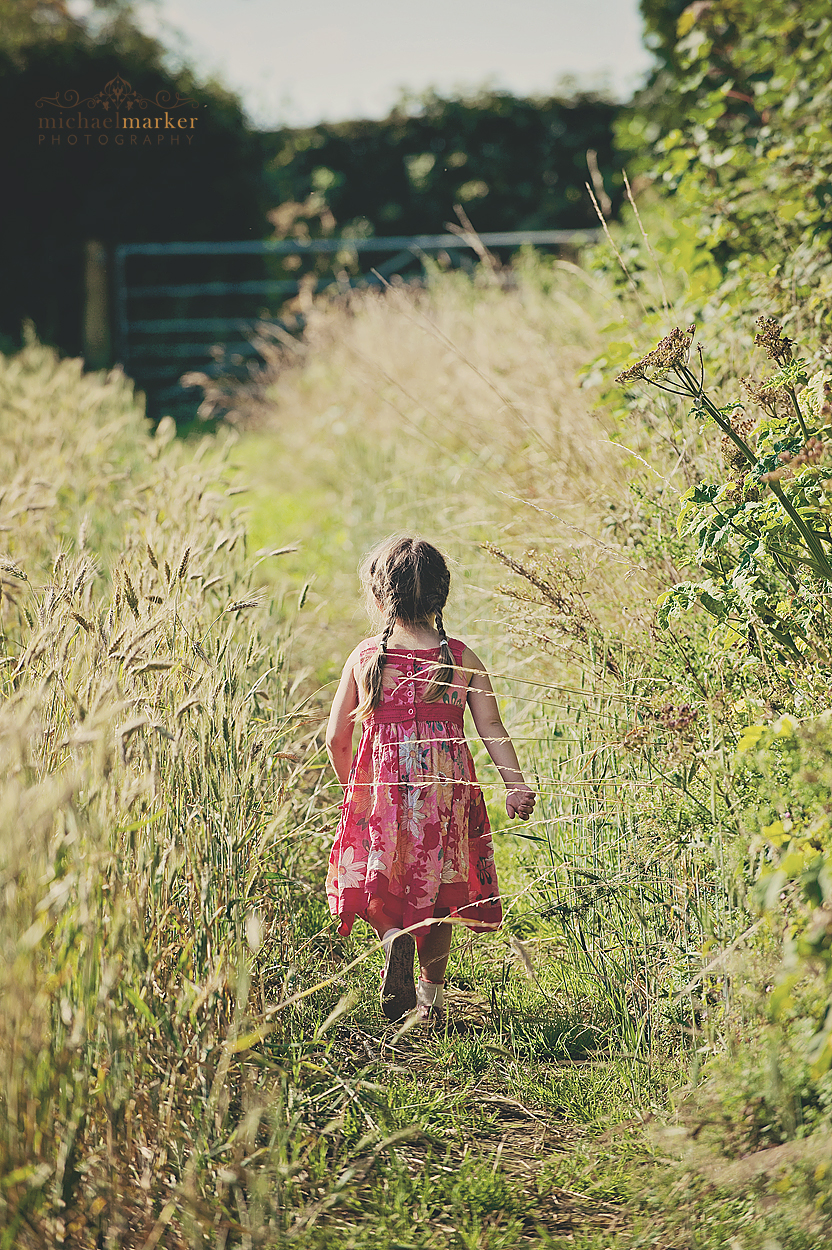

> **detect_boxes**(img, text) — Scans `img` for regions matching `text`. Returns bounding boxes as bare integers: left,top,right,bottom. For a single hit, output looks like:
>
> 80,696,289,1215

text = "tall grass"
1,317,635,1250
0,334,343,1245
209,250,832,1132
6,245,832,1248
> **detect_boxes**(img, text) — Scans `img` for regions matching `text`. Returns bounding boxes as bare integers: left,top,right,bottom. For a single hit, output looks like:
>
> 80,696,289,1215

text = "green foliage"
615,319,832,667
620,0,832,298
261,88,623,239
735,714,832,1075
0,2,267,356
638,0,691,70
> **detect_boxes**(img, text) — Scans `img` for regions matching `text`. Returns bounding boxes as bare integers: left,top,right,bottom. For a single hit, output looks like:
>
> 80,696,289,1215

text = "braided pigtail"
421,608,455,703
356,533,454,709
353,614,394,721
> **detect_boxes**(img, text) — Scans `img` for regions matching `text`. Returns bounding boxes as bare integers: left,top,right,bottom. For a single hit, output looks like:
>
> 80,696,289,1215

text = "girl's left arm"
326,646,361,787
463,646,536,821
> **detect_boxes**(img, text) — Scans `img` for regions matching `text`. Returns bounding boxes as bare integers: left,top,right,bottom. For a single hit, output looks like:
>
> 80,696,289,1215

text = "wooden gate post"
83,240,111,370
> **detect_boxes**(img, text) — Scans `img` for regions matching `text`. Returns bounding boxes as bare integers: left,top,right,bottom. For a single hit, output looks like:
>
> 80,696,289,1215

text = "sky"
68,0,653,129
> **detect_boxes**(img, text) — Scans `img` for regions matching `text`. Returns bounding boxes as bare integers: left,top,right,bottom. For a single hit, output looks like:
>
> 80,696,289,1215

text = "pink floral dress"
326,637,502,937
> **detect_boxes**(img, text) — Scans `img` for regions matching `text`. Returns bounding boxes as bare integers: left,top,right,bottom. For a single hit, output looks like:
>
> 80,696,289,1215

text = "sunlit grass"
5,249,832,1247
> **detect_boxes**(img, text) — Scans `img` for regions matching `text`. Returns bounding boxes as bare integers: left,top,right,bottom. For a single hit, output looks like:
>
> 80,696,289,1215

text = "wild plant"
615,317,832,675
732,713,832,1081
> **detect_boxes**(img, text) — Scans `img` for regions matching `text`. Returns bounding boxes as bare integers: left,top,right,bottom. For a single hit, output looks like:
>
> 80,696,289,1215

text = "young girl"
325,535,536,1024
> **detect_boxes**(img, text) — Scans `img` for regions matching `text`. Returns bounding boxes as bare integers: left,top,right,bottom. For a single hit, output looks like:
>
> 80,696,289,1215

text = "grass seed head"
226,596,264,613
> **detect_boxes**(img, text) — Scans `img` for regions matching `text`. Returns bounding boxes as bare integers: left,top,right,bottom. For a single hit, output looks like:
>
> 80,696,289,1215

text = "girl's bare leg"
367,899,450,982
365,897,402,938
416,907,452,984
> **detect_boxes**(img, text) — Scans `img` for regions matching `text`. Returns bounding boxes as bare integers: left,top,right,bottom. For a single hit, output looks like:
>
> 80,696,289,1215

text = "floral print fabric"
326,637,502,937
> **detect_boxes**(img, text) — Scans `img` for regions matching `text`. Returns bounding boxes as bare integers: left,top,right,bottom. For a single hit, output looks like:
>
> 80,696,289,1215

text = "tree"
618,0,832,288
260,88,622,240
0,1,268,356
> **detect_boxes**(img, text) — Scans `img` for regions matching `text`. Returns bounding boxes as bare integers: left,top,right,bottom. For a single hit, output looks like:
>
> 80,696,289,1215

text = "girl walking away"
325,535,536,1026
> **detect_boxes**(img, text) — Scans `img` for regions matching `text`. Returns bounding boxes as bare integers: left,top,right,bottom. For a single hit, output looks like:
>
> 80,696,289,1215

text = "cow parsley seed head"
615,325,696,386
754,316,793,365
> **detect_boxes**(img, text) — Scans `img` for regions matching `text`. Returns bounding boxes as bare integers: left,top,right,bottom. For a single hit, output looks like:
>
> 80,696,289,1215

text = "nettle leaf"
719,624,746,650
756,416,796,452
740,499,773,522
735,540,766,574
750,458,779,482
689,483,722,505
752,438,803,480
676,494,701,538
701,557,736,581
772,435,804,455
759,505,791,534
798,478,827,503
688,508,718,536
656,581,700,627
686,518,709,545
804,370,830,420
699,588,728,619
697,514,738,555
761,359,808,390
729,564,759,590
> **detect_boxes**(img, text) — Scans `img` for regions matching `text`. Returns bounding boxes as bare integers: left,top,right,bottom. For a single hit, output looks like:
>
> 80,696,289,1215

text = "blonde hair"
354,535,455,721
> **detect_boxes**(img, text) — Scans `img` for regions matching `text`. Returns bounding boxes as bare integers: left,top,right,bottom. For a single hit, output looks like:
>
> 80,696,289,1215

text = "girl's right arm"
325,645,362,787
463,645,536,821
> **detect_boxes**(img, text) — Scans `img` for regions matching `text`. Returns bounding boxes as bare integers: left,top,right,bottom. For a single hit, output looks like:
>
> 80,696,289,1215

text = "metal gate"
112,229,597,422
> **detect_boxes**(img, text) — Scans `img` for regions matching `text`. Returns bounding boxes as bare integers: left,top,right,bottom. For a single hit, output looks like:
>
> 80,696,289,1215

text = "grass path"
213,273,663,1246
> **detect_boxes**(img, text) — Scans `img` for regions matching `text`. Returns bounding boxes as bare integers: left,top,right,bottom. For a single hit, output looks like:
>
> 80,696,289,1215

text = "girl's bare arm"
463,646,536,820
325,647,361,787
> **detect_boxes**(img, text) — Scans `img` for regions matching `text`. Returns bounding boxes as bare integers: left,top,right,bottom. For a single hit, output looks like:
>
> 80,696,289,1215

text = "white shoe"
416,978,446,1028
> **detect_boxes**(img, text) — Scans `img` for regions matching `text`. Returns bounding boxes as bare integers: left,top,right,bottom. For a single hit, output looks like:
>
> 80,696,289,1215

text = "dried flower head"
657,703,698,732
754,316,793,365
741,374,782,411
720,412,756,475
615,325,696,385
622,722,652,750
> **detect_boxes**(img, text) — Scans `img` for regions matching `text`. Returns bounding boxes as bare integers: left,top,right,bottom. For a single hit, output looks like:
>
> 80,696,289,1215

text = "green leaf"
737,723,766,752
677,499,698,538
690,483,722,504
698,589,726,618
122,983,161,1032
761,360,808,390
